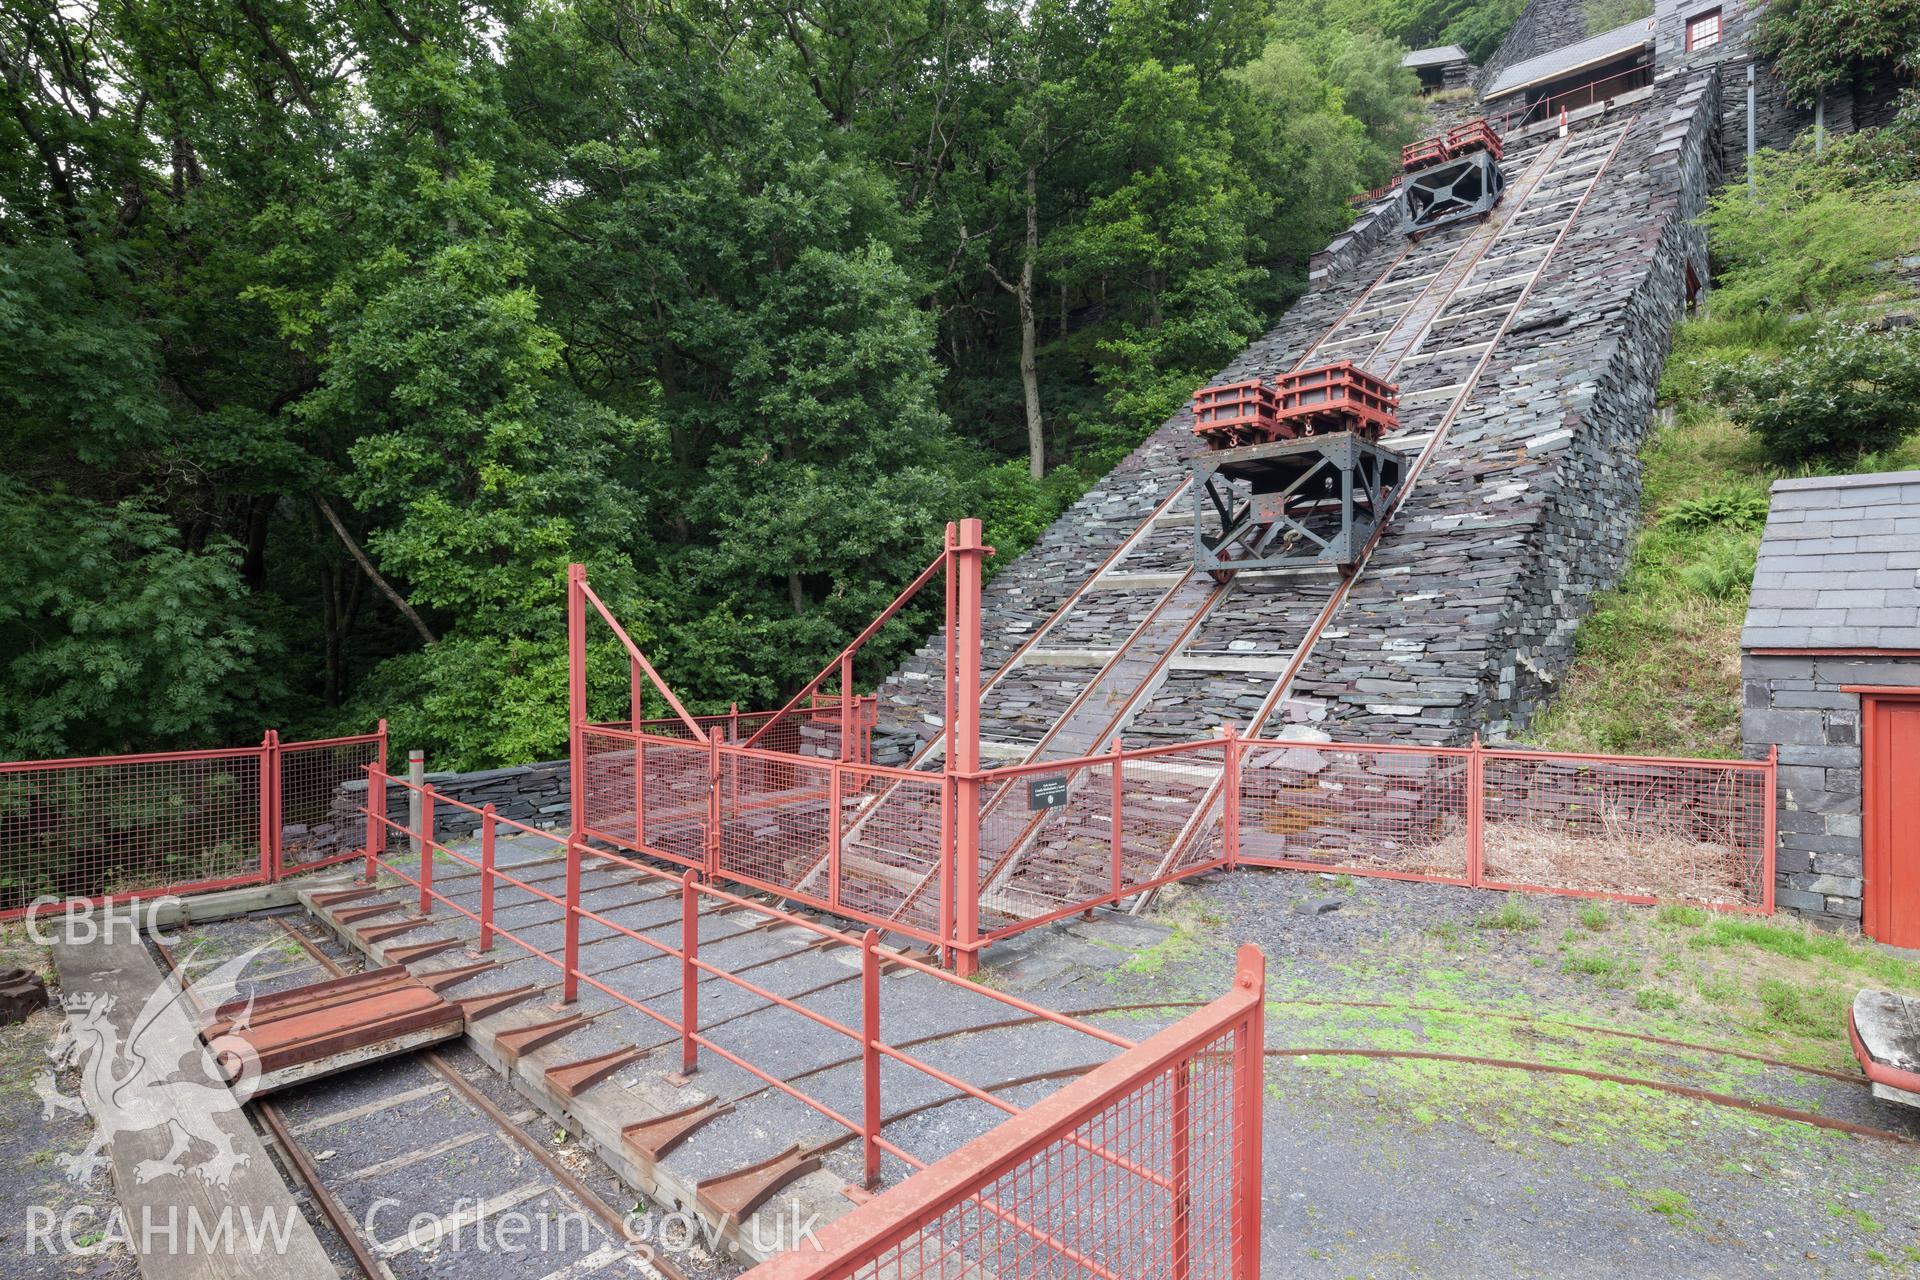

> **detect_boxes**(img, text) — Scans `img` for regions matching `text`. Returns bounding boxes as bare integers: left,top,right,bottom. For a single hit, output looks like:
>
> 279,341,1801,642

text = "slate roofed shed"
1402,45,1469,69
1739,470,1920,938
1482,19,1654,99
1741,471,1920,652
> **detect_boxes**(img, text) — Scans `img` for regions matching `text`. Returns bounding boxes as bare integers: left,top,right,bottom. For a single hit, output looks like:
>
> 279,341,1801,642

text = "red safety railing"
356,764,1203,1199
611,695,877,762
1483,63,1655,138
570,520,1779,969
0,723,386,919
1236,736,1777,912
743,946,1266,1280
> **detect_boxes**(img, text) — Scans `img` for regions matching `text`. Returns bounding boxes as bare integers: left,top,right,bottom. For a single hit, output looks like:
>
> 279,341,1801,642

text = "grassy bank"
1525,311,1920,759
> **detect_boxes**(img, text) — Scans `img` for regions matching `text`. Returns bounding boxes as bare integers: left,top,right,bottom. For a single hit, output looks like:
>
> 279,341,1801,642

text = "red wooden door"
1862,694,1920,948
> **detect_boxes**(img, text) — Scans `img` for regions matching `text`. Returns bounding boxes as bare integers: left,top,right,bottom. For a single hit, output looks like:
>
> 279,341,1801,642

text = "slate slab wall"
1741,656,1920,927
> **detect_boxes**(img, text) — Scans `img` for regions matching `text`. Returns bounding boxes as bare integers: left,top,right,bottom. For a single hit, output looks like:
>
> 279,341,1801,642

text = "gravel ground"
1096,867,1920,1278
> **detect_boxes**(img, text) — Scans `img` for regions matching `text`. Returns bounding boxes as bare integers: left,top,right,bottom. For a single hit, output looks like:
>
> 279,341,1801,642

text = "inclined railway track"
964,122,1628,918
785,115,1639,936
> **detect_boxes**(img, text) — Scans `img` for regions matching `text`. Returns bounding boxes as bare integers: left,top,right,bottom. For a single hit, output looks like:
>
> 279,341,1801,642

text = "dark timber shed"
1740,471,1920,944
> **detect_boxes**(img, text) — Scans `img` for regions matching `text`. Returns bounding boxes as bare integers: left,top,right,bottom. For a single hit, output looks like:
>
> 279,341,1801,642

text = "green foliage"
1708,322,1920,463
1758,0,1920,105
0,0,1444,766
1583,0,1653,31
0,481,286,758
1675,537,1758,602
1658,488,1772,532
1477,901,1542,931
1441,0,1527,62
1699,145,1920,318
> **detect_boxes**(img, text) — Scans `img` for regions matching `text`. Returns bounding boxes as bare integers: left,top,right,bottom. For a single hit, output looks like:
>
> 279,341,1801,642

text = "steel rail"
1132,117,1639,913
270,932,691,1280
888,157,1559,923
272,921,692,1280
149,938,387,1280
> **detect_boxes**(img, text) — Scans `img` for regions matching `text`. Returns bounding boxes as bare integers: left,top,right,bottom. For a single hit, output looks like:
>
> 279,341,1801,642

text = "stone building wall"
1740,656,1920,926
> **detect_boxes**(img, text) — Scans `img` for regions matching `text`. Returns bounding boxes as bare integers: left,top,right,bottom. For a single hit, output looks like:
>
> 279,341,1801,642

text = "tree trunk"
314,494,439,646
1018,165,1045,481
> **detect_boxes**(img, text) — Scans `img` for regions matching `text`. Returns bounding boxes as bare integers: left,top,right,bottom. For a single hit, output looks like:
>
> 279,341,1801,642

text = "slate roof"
1741,471,1920,651
1483,20,1652,98
1402,45,1469,69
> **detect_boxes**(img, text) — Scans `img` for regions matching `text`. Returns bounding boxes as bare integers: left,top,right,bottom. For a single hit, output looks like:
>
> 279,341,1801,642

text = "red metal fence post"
1466,734,1485,889
706,734,722,879
259,730,279,881
1110,737,1125,902
861,928,882,1189
632,657,645,850
1234,944,1266,1280
840,654,855,763
1222,723,1242,870
1172,1043,1193,1280
829,763,844,912
478,803,496,954
941,522,958,970
363,763,384,884
373,720,389,858
419,785,435,917
951,518,987,977
568,564,588,843
680,868,700,1075
562,836,582,1005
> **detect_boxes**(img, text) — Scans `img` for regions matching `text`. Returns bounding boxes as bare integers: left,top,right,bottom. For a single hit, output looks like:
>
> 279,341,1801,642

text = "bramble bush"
1707,322,1920,463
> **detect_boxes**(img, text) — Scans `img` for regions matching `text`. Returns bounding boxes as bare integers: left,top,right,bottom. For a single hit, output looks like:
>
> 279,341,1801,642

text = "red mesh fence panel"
638,733,711,869
278,733,382,872
716,750,832,892
743,956,1263,1280
1479,751,1772,907
1237,742,1472,881
834,766,946,941
0,749,267,917
976,742,1230,941
580,725,643,851
975,759,1113,934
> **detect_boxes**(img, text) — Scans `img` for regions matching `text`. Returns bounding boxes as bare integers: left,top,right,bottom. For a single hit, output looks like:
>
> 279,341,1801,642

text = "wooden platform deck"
50,930,338,1280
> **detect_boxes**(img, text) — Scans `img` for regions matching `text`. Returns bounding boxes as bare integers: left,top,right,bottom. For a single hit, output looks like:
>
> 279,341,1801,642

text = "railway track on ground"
156,916,704,1280
271,892,1920,1166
